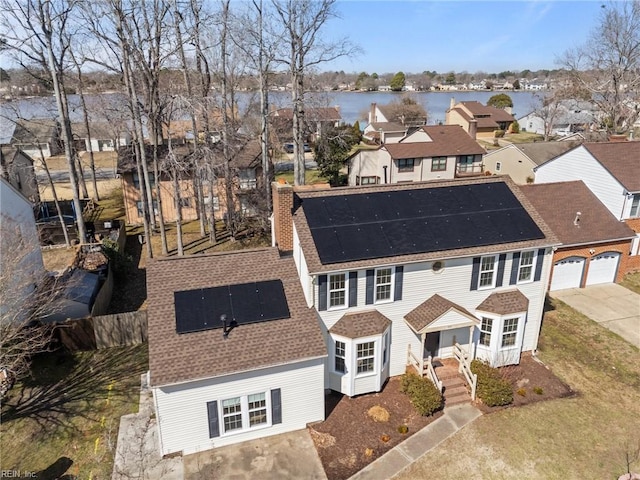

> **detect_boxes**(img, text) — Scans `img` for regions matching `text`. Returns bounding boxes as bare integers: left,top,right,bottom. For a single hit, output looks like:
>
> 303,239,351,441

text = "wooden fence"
56,311,147,351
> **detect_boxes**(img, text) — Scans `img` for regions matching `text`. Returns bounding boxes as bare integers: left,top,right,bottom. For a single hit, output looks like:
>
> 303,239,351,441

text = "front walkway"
348,403,482,480
550,284,640,348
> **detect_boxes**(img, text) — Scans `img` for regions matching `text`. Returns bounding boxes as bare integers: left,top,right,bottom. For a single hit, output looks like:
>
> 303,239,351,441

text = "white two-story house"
348,125,486,186
534,141,640,273
146,176,558,457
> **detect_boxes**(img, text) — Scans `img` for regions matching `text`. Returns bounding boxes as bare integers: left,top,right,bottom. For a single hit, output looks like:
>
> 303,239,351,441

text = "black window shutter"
271,389,282,425
394,266,404,301
318,275,327,311
206,400,220,438
365,269,374,304
470,257,481,291
534,248,545,281
496,254,506,287
348,271,358,307
510,252,521,285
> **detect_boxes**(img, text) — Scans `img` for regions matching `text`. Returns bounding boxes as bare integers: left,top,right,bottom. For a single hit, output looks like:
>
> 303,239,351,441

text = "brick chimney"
469,119,478,140
608,134,628,142
272,179,294,253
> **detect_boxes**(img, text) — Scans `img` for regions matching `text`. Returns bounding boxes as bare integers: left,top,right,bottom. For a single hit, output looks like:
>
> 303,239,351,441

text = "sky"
321,0,606,74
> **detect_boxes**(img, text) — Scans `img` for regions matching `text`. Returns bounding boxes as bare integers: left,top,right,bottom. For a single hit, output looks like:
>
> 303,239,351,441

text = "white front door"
586,252,620,286
550,257,585,291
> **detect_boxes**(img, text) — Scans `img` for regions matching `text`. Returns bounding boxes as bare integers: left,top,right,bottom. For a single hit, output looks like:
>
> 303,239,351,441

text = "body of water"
1,90,539,132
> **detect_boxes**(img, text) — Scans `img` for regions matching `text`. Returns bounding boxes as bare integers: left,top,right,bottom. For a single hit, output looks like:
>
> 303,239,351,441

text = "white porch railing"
407,346,443,393
453,342,477,401
424,356,443,393
407,344,423,375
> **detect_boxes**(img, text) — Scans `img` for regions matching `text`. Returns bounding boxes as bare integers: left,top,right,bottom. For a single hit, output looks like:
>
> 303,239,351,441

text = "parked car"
283,143,311,153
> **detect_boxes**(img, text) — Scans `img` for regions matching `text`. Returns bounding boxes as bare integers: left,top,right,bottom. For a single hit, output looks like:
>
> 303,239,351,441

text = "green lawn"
275,169,330,185
621,271,640,295
0,344,149,479
395,298,640,479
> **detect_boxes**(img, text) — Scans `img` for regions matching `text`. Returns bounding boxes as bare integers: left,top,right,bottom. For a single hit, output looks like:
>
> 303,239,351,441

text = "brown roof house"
11,118,62,159
446,99,515,139
117,138,269,224
521,181,636,291
272,106,342,143
348,125,486,186
483,141,581,185
533,140,640,273
146,248,326,456
148,174,559,457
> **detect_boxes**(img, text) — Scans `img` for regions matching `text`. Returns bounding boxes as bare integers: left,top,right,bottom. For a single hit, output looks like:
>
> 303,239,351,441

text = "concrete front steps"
434,359,472,407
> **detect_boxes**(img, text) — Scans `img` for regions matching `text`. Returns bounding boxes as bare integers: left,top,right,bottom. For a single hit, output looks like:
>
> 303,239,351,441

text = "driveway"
549,284,640,348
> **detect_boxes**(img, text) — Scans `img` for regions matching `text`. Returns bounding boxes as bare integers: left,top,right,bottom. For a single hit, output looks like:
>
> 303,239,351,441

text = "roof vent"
574,212,582,226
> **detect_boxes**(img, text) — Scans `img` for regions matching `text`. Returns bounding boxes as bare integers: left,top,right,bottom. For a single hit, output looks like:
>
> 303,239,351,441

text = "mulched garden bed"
308,377,443,480
309,354,574,480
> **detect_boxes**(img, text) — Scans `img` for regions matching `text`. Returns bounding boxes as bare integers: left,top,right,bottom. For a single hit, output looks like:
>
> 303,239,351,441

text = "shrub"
533,386,544,395
397,425,409,434
510,120,520,134
471,360,514,407
494,129,505,138
517,387,527,397
400,373,443,416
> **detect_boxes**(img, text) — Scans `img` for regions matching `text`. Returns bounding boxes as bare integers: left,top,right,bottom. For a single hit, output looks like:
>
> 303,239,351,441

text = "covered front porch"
404,294,480,402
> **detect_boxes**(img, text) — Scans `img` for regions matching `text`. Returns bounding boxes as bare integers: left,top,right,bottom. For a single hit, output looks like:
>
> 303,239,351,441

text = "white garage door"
586,252,620,286
550,257,585,291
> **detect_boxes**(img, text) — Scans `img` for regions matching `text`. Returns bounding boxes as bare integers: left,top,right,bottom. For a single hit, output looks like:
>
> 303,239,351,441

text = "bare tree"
272,0,358,185
1,0,88,242
531,91,565,141
0,212,54,382
558,1,640,134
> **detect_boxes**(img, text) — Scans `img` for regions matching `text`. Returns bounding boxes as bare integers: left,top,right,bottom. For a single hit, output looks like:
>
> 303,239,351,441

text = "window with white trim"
356,341,375,374
335,340,346,373
479,255,497,288
222,397,243,432
495,162,502,172
375,267,393,302
518,251,535,283
221,392,269,434
479,317,493,346
329,273,346,308
630,194,640,218
357,176,379,185
501,318,519,348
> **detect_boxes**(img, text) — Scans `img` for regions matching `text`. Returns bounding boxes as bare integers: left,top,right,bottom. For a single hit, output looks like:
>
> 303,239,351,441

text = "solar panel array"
174,279,290,334
302,182,545,264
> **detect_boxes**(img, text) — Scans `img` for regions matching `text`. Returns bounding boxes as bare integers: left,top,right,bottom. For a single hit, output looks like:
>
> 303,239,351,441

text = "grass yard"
395,298,640,480
503,132,545,143
621,272,640,295
0,344,148,479
275,169,330,185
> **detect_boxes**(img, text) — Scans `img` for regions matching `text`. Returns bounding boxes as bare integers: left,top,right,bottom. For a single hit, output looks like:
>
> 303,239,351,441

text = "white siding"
293,226,312,307
420,156,456,181
348,149,391,186
154,358,325,456
315,249,553,384
534,146,627,219
402,130,432,143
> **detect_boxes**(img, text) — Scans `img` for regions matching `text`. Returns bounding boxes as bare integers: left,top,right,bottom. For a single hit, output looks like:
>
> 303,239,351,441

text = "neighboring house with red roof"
483,141,581,184
521,181,636,290
446,99,515,139
533,141,640,272
146,175,560,456
348,125,486,186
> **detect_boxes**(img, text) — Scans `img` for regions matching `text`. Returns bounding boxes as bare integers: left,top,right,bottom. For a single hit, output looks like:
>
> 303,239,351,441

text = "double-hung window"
335,341,346,373
329,273,346,308
501,318,519,348
356,342,375,374
518,251,535,283
431,157,447,172
479,317,493,347
222,397,243,432
221,392,269,434
375,268,393,302
397,158,415,172
479,255,497,288
631,194,640,218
